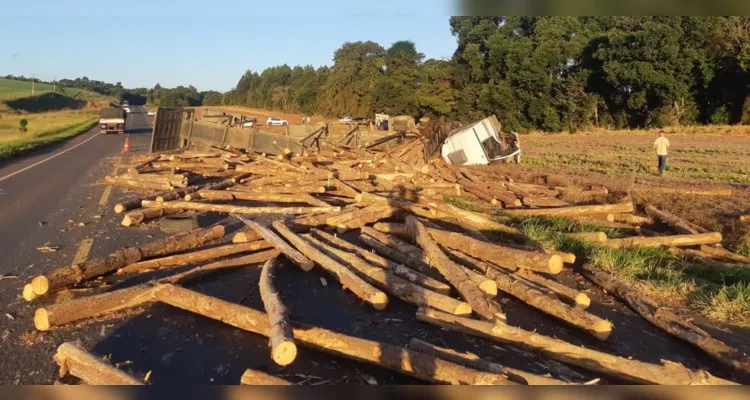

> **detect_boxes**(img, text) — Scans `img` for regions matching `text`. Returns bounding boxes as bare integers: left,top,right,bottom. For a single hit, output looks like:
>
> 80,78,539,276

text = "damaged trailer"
441,116,521,166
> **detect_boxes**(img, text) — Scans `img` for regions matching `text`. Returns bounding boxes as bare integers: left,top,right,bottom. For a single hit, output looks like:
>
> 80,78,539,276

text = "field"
189,105,327,125
0,78,82,100
0,109,99,159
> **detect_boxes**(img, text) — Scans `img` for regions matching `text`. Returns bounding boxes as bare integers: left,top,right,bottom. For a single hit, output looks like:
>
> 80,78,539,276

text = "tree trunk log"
580,263,750,375
310,229,450,295
156,180,234,202
408,338,568,385
141,200,339,215
603,232,722,249
522,197,570,208
740,215,749,223
121,208,185,227
645,205,701,235
105,175,173,191
507,202,634,217
272,221,388,310
259,257,297,366
304,235,472,316
240,369,292,385
152,284,513,384
699,245,750,264
565,232,608,243
29,225,226,298
612,214,654,226
415,307,736,385
240,218,314,271
54,342,143,385
359,228,435,275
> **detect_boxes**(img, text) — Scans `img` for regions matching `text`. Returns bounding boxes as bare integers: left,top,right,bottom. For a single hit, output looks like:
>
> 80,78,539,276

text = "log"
232,228,261,243
303,235,472,316
272,221,388,310
156,181,233,202
506,202,634,217
153,285,513,384
457,179,499,205
190,190,322,204
118,173,188,187
359,228,435,275
141,200,340,215
117,240,272,275
325,204,397,227
22,284,37,301
29,225,226,298
114,188,177,213
565,232,608,243
699,245,750,264
522,197,570,208
239,218,314,271
611,214,654,226
35,250,279,331
54,342,143,385
121,208,185,227
406,216,497,321
105,175,172,191
240,369,292,385
603,232,722,249
259,257,297,366
740,215,749,223
668,248,749,270
645,205,701,235
579,263,750,375
310,229,450,295
408,339,568,385
637,187,733,197
415,308,736,385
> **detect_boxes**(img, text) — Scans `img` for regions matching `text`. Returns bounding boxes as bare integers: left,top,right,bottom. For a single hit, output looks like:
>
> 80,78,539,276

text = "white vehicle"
338,116,353,123
242,121,255,127
147,110,155,116
441,115,521,166
266,117,288,126
124,107,131,114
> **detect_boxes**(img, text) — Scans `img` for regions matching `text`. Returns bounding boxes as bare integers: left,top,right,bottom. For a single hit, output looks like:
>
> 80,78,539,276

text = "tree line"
215,17,750,132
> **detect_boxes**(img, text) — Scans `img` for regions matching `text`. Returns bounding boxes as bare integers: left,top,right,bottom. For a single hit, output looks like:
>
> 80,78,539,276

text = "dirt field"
190,106,327,125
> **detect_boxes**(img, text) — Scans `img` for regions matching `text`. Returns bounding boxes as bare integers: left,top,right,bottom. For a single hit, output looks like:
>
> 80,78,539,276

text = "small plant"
18,119,28,132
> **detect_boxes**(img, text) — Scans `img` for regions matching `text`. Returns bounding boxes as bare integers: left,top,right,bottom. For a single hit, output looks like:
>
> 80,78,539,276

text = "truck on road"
99,107,127,134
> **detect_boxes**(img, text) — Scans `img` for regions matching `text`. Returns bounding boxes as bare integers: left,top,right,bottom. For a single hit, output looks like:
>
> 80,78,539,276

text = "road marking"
98,186,112,206
71,238,94,266
0,130,100,184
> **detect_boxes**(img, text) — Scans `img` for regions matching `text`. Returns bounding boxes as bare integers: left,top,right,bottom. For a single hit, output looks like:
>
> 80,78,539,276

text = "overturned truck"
440,116,520,166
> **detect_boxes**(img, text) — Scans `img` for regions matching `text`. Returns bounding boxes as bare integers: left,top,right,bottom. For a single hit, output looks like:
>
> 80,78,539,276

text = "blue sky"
2,0,458,92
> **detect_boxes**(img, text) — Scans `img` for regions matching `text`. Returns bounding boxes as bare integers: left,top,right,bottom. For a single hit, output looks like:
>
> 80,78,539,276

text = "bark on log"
259,257,297,366
408,339,568,385
121,208,185,227
191,190,324,205
668,248,749,270
406,216,497,321
153,284,512,384
232,228,262,243
310,229,450,295
612,214,654,226
117,240,272,275
645,205,701,235
272,221,388,310
54,342,143,385
141,200,340,215
740,215,749,223
415,307,736,385
105,175,172,191
579,263,750,375
699,245,750,264
603,232,722,249
155,181,234,203
566,232,608,243
457,179,500,205
507,202,634,217
240,369,292,385
522,197,570,208
303,235,472,316
29,225,226,298
637,187,733,197
359,228,435,275
240,218,314,271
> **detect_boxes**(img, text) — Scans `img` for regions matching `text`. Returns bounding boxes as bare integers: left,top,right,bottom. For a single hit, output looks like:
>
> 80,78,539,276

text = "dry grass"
0,109,99,159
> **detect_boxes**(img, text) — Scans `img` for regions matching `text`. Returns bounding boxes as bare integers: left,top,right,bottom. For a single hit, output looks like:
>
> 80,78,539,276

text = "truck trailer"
440,115,521,166
99,107,127,135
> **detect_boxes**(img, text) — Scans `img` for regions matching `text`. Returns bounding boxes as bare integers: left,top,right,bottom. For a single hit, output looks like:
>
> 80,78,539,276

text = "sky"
1,0,458,92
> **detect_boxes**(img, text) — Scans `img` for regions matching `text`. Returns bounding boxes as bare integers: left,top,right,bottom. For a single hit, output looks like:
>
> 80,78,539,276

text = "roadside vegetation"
0,109,99,160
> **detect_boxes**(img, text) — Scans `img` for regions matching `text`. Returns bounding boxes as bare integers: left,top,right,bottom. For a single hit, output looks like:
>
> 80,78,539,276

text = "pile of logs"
23,143,749,386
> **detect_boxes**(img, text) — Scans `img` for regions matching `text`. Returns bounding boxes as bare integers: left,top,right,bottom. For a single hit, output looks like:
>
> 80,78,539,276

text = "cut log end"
34,308,50,331
371,292,389,310
31,275,50,296
479,280,498,296
548,255,564,274
593,320,614,340
271,340,298,366
454,303,473,316
575,293,591,309
23,284,37,302
114,204,125,213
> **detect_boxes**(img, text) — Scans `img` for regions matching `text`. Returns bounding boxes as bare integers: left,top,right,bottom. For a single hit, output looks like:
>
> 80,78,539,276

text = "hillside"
0,78,82,100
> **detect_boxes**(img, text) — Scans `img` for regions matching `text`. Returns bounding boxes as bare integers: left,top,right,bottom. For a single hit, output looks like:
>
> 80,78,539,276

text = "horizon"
2,0,457,92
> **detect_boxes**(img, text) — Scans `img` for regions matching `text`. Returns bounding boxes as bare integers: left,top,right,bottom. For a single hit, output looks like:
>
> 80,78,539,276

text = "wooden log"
408,339,568,385
272,221,388,310
114,189,176,213
522,197,570,208
325,204,396,227
699,245,750,264
565,232,608,243
117,240,272,275
740,215,749,223
121,208,185,227
415,308,736,385
54,342,143,385
232,228,261,243
156,180,234,202
637,187,733,197
310,229,450,295
141,200,340,215
645,205,701,235
118,172,188,187
240,369,292,385
259,257,297,366
153,285,513,385
359,228,435,275
612,214,654,226
190,190,321,204
105,175,172,191
457,178,499,205
29,225,226,298
568,214,616,224
668,248,749,270
22,284,37,301
506,202,634,218
303,235,472,316
406,216,497,321
579,263,750,375
603,232,722,249
239,218,314,271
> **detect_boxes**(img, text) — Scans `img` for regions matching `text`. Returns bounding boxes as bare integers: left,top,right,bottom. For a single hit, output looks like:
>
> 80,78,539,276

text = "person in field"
653,132,670,176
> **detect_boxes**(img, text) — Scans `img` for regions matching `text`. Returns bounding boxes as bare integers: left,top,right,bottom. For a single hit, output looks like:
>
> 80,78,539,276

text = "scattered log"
579,263,750,375
310,229,450,295
54,342,143,385
272,221,388,310
22,284,37,301
239,218,314,271
406,216,497,321
565,232,608,243
545,174,570,186
117,240,272,275
740,215,749,223
359,228,435,275
232,228,261,243
105,175,172,191
156,180,234,202
29,225,226,298
612,214,654,226
645,205,701,235
141,200,340,215
699,245,750,264
668,248,749,270
637,186,733,197
457,178,500,205
603,232,722,249
259,257,297,366
522,197,570,208
121,208,185,227
303,235,472,316
326,204,399,231
190,190,323,204
240,369,292,385
154,285,513,385
506,202,634,217
415,308,736,385
408,339,568,385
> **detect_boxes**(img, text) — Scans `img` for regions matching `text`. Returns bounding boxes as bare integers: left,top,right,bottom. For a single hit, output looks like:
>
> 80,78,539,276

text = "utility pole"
31,74,35,96
53,76,56,93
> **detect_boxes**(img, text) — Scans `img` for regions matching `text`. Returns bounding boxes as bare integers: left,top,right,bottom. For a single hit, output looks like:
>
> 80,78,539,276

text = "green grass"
735,233,750,258
0,117,99,160
0,78,81,99
442,194,484,213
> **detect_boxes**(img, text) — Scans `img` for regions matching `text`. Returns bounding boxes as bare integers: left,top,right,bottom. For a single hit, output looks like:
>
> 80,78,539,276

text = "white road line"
0,130,100,184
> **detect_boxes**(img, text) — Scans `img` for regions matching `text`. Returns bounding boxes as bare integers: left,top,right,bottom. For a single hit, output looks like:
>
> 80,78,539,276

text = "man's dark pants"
657,155,667,175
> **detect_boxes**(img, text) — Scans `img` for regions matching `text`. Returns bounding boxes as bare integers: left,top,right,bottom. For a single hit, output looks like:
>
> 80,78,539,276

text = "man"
653,132,670,176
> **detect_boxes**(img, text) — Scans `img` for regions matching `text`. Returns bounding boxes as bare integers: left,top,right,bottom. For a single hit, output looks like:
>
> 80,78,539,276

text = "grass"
735,233,750,258
0,78,82,100
442,194,484,213
0,110,99,160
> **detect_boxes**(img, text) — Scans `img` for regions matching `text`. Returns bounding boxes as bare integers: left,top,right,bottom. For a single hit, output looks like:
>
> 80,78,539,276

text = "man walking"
653,132,670,176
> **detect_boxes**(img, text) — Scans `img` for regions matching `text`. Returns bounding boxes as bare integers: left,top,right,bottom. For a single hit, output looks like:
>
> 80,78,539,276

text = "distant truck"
441,115,521,166
99,107,127,134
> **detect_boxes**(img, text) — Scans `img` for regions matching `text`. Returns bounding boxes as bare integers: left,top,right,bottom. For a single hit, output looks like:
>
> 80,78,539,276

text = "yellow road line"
71,239,94,266
98,186,112,206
